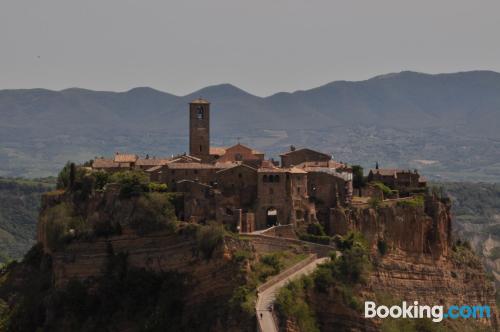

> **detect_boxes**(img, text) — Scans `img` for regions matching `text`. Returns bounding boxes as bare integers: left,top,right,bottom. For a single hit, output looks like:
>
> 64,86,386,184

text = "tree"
56,162,72,189
351,165,365,189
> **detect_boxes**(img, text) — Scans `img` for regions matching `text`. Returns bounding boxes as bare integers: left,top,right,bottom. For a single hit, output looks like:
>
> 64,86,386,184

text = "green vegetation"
451,239,482,269
275,233,370,331
42,203,91,251
368,197,381,209
196,222,225,260
352,165,365,189
0,177,55,263
228,248,308,324
396,195,424,208
298,222,332,245
109,170,150,198
0,243,192,331
489,247,500,260
371,181,393,197
381,317,448,332
275,277,319,332
129,192,177,235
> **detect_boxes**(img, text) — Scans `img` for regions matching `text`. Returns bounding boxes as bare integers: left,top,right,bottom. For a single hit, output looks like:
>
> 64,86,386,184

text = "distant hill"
1,71,500,180
0,177,54,263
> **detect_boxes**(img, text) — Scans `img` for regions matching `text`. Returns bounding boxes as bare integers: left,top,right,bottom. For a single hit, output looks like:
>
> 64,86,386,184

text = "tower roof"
190,98,210,104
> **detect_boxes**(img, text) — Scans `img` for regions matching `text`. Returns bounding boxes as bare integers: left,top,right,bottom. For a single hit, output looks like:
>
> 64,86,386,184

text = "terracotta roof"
190,98,210,104
92,159,119,168
297,160,346,169
257,168,289,173
136,158,170,166
167,163,217,169
114,153,138,163
216,163,257,174
288,167,307,174
166,162,233,170
260,160,278,169
227,143,263,155
210,147,227,156
145,165,163,172
169,155,202,163
279,148,330,158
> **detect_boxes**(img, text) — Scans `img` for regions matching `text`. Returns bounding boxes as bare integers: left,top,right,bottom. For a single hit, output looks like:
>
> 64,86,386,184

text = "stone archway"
266,207,278,227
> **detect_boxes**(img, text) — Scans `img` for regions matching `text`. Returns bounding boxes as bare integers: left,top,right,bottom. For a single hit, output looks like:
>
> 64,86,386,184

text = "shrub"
22,243,44,268
149,182,168,193
233,250,252,264
196,223,224,260
396,195,424,208
319,232,370,285
368,197,381,209
56,162,72,189
94,171,110,190
109,170,150,198
306,223,326,236
129,193,177,235
452,239,481,269
275,278,320,332
298,233,331,245
371,181,392,197
42,203,90,251
352,165,365,189
261,253,284,274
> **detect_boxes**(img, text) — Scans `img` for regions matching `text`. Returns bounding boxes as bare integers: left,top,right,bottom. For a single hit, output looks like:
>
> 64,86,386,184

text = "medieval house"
92,99,354,231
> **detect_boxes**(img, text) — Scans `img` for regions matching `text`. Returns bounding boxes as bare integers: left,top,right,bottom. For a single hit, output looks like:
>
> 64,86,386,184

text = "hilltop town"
91,99,427,233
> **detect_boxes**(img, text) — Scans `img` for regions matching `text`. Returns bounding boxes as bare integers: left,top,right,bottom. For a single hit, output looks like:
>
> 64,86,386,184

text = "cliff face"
36,189,498,331
314,195,498,331
329,196,452,258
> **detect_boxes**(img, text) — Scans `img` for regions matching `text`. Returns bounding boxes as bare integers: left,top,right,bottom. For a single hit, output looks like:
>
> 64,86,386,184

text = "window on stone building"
238,173,242,179
235,153,243,161
196,106,204,119
194,170,198,174
297,187,301,194
275,175,280,182
263,175,268,182
269,175,274,183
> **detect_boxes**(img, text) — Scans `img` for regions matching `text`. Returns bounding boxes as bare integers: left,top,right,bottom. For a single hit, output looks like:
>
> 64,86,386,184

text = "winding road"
256,255,330,332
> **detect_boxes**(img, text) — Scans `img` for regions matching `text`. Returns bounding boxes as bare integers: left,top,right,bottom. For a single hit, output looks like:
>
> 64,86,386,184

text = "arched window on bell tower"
197,106,204,119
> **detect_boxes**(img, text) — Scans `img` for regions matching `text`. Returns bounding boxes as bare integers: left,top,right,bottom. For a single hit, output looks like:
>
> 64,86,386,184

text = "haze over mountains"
1,70,500,181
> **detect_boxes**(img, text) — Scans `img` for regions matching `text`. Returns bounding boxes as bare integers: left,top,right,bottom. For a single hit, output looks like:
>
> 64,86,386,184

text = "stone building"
367,168,426,192
92,99,356,231
280,148,331,167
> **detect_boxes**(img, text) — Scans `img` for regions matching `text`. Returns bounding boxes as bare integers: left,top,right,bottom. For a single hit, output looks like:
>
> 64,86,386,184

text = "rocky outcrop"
328,195,452,258
314,195,498,331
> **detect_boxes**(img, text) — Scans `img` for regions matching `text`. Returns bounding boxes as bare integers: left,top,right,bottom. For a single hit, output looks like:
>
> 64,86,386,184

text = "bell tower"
189,98,210,161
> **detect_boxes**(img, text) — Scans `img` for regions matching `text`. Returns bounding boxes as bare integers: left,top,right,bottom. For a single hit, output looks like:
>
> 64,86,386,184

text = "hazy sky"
1,0,499,96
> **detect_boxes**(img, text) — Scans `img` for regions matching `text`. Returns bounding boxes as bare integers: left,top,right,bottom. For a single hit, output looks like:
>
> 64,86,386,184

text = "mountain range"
1,70,500,181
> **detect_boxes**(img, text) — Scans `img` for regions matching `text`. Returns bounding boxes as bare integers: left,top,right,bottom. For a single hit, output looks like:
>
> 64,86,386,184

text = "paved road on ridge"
256,256,330,332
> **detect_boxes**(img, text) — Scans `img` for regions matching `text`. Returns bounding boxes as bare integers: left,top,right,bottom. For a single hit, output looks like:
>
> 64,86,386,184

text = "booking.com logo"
365,301,491,322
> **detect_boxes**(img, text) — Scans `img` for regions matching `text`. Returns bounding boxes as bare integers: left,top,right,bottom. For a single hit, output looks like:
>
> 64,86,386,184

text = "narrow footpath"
256,255,330,332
